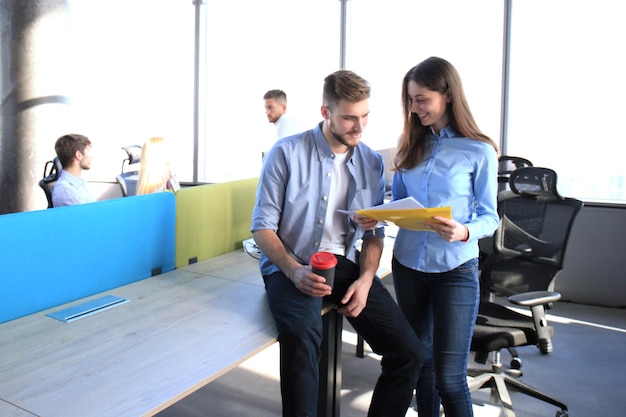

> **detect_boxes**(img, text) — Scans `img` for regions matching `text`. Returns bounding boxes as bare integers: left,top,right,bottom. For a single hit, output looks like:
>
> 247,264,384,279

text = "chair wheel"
510,357,522,370
556,410,568,417
539,339,553,354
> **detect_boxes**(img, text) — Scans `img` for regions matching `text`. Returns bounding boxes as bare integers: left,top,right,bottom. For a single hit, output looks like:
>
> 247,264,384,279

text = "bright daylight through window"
67,0,625,204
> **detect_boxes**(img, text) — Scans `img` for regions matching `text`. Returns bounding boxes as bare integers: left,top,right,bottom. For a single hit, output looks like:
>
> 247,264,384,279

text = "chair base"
468,365,568,417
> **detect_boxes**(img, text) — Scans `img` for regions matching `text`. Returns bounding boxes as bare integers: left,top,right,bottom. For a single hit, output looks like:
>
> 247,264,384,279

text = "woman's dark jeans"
393,257,479,417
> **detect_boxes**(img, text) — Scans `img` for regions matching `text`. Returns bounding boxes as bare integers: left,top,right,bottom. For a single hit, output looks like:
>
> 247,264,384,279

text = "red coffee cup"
310,252,338,289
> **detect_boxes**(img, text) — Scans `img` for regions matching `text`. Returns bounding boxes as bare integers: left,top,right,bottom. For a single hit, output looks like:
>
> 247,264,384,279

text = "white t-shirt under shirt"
319,150,351,256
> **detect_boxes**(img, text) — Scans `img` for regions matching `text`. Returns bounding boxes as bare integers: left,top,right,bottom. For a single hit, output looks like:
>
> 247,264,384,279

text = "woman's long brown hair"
395,57,499,171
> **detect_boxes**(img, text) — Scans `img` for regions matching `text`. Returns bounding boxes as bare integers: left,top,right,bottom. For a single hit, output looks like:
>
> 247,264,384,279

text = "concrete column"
0,0,70,213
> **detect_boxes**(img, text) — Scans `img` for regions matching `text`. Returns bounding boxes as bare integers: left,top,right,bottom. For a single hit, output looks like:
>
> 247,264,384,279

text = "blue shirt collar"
312,122,355,165
430,125,457,139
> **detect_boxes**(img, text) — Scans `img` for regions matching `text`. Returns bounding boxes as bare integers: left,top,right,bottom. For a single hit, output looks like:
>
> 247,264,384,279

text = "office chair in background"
38,157,63,208
479,155,534,266
116,145,142,197
497,155,533,192
468,167,583,417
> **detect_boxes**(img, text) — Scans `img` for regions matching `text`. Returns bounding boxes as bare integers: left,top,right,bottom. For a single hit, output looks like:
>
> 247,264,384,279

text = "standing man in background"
263,89,303,158
51,133,95,207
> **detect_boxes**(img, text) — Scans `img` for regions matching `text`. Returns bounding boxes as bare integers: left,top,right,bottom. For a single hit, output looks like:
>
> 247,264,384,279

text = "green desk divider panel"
47,295,129,322
0,193,176,323
176,178,258,267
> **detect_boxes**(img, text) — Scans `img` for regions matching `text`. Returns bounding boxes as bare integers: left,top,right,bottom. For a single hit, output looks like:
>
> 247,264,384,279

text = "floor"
157,290,626,417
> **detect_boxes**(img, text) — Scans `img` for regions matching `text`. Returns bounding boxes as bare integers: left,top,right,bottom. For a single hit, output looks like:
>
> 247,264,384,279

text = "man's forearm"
253,229,302,280
359,237,383,282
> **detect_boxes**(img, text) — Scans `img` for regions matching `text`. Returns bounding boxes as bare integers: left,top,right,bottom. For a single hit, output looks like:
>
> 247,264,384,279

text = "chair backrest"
482,167,583,296
479,155,534,262
120,145,142,173
116,172,140,197
497,155,533,192
38,157,63,208
117,145,142,196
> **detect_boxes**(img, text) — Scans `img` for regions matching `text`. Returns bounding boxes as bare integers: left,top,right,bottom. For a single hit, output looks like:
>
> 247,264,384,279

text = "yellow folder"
356,206,453,232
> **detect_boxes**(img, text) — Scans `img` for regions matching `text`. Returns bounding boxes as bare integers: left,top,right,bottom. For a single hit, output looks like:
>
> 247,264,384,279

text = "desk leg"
356,333,365,358
318,309,342,417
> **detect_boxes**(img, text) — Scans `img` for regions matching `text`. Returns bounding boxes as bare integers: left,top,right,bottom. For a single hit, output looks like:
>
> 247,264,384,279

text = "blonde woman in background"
136,137,180,195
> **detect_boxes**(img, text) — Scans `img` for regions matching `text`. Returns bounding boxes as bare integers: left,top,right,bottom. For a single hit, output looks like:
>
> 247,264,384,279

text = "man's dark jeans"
264,255,424,417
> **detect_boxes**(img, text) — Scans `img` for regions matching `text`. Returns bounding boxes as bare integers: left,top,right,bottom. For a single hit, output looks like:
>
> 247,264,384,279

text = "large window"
67,0,195,183
346,0,504,152
66,0,339,186
64,0,626,204
507,0,626,203
200,0,340,182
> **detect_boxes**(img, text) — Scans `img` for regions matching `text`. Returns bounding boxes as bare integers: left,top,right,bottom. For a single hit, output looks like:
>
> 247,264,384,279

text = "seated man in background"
52,133,95,207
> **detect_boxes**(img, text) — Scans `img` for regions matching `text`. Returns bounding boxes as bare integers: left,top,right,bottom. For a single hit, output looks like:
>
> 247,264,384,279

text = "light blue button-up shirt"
52,170,95,207
251,122,386,277
392,126,498,273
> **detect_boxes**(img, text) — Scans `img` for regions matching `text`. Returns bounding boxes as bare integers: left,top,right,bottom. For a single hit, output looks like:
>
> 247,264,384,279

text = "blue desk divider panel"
0,193,176,323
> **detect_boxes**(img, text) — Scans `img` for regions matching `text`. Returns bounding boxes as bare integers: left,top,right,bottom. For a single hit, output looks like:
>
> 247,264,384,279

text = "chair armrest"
510,290,561,353
508,290,561,307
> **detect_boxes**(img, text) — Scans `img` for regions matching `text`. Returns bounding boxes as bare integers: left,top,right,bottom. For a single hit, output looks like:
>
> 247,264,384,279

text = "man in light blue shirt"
51,134,95,207
252,70,423,417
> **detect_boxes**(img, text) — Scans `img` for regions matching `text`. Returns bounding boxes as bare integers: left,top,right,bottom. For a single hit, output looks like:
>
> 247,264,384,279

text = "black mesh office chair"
38,157,63,208
497,155,533,192
468,167,583,417
116,145,142,197
479,155,534,266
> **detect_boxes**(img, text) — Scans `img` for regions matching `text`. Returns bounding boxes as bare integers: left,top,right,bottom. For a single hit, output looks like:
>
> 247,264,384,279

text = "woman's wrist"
461,225,469,242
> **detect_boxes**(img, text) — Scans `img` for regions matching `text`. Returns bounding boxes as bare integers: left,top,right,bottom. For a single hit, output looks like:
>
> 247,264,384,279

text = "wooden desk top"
0,399,36,417
0,242,395,417
0,251,274,417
